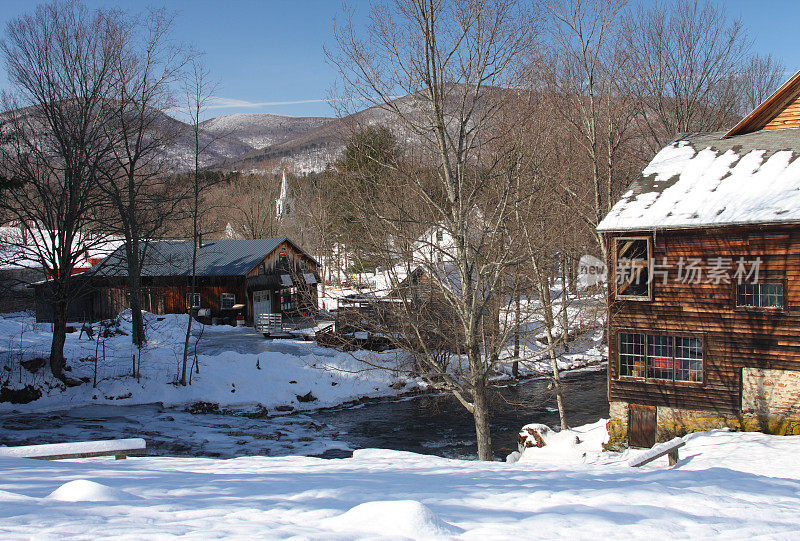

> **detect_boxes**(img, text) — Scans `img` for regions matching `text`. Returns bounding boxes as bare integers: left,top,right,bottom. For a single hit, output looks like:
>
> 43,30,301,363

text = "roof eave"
726,68,800,137
597,218,800,234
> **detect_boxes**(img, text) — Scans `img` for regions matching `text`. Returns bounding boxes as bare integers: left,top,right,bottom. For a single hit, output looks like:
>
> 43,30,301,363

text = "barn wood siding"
606,225,800,414
94,277,247,320
245,240,317,278
763,93,800,130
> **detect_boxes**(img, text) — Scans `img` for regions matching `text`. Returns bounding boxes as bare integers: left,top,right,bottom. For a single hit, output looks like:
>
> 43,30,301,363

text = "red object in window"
651,356,673,370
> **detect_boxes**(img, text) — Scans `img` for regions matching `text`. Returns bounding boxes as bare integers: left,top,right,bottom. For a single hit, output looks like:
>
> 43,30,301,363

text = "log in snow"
0,438,146,460
628,437,685,468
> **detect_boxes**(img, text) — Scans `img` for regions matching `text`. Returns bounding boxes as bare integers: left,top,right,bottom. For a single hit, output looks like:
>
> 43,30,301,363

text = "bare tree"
0,0,121,384
731,54,786,116
625,0,752,152
100,8,188,347
539,0,637,261
180,58,220,386
225,174,280,239
330,0,535,460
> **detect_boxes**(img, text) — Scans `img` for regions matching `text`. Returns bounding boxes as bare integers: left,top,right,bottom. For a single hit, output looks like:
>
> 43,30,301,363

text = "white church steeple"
275,171,293,219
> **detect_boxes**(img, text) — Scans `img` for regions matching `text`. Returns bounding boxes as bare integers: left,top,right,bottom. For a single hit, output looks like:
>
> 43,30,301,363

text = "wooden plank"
628,404,656,448
629,438,686,467
0,438,147,461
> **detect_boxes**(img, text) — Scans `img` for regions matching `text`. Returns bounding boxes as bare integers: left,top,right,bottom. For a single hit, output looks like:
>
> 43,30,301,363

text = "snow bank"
2,427,800,537
507,419,609,464
326,500,463,537
0,312,419,413
47,480,136,502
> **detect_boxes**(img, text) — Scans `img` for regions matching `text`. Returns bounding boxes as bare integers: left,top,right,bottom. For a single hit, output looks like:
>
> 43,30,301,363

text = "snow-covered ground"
0,311,419,413
1,425,799,538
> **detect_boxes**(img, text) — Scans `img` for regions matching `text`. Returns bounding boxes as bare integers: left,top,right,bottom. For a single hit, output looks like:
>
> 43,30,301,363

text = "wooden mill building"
598,70,800,448
56,237,319,325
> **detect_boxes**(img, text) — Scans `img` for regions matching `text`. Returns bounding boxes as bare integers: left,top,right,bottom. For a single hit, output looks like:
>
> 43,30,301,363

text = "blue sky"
0,0,798,120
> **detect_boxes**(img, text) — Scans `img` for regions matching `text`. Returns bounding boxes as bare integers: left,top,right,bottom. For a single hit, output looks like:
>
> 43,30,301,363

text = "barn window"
736,282,784,309
619,331,703,383
186,293,201,308
675,337,703,382
280,287,297,312
220,293,235,310
619,332,646,378
646,334,673,380
615,237,651,300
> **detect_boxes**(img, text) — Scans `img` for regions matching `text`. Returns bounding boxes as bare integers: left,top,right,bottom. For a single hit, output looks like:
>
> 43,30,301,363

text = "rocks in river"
244,404,270,418
275,405,294,412
185,401,220,414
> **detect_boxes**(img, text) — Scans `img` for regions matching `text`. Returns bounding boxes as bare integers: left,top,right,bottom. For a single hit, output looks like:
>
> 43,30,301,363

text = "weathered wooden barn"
34,237,319,325
599,70,800,449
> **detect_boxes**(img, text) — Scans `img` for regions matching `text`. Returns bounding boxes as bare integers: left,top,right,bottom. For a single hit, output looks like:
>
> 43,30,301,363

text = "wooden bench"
628,437,686,468
0,438,147,461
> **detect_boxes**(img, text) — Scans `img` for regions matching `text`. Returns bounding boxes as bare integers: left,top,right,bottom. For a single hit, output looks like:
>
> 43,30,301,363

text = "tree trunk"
49,298,80,386
550,354,568,431
181,309,192,386
129,270,145,347
540,274,569,431
512,292,521,378
472,379,493,461
49,298,68,380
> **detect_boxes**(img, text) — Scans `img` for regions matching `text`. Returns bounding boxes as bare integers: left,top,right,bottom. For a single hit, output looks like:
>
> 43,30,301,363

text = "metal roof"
91,238,289,277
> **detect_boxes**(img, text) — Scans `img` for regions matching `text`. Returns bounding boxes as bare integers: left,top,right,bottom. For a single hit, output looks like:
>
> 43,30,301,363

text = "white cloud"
205,96,335,109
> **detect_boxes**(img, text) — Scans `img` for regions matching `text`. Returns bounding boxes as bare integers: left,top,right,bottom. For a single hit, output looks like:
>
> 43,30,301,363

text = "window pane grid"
736,282,783,308
619,332,645,378
619,332,702,383
675,336,702,382
647,335,673,380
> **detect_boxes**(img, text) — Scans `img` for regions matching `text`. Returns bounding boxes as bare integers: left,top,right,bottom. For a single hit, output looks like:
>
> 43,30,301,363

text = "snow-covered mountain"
2,89,499,174
208,96,426,174
199,113,332,150
208,89,509,174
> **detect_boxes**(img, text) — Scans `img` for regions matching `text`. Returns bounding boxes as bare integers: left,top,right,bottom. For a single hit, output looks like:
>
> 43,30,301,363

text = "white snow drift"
1,427,800,538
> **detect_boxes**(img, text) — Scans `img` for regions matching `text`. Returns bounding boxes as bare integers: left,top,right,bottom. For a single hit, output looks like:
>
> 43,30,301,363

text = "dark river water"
0,368,607,460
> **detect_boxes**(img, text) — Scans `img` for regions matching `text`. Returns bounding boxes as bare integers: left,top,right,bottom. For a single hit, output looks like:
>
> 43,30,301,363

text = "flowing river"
0,368,607,460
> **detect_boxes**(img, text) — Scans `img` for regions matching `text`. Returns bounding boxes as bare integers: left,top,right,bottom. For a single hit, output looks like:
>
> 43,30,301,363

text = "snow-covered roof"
597,128,800,231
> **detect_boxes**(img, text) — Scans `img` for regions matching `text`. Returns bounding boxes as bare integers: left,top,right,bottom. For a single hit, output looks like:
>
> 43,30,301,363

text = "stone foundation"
605,368,800,449
603,401,629,451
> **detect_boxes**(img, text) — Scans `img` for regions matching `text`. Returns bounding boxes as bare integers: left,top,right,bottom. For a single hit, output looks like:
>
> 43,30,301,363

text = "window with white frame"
619,332,702,383
619,332,646,378
220,293,235,310
187,293,201,308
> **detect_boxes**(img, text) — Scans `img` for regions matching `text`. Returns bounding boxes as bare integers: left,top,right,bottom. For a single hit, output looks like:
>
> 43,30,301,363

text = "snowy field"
0,311,418,413
0,307,605,414
1,424,799,538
